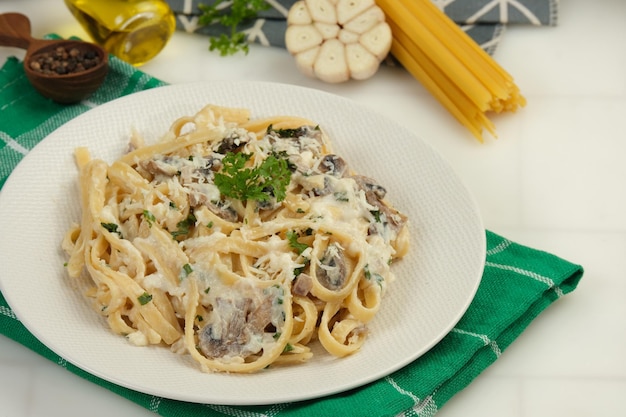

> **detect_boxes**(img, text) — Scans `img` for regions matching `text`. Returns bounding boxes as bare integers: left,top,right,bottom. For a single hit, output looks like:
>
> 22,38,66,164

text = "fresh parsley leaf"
101,222,123,238
171,213,197,238
138,292,153,305
143,210,156,226
198,0,269,56
214,152,291,202
287,230,309,254
182,263,193,277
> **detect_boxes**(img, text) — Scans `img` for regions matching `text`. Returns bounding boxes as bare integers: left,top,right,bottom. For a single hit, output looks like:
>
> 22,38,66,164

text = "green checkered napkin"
0,54,583,417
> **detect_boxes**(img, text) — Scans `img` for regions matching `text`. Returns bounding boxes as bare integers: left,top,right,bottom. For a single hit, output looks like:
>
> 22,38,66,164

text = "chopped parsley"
287,230,309,255
364,264,384,288
182,263,193,278
171,213,197,238
137,292,153,305
334,191,349,202
143,210,156,226
101,222,121,237
214,152,291,202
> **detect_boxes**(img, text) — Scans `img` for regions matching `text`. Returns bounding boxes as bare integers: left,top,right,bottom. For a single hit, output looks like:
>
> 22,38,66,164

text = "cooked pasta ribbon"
62,104,409,373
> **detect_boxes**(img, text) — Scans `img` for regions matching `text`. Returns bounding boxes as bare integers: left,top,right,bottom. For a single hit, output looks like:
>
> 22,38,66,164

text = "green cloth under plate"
0,54,583,417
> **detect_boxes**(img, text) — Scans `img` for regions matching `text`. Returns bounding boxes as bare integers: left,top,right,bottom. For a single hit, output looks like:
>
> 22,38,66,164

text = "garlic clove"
295,46,321,78
314,22,341,40
306,0,338,24
338,28,360,44
288,1,313,25
286,25,324,54
346,43,379,80
342,6,385,34
314,39,349,83
359,22,392,60
336,0,375,25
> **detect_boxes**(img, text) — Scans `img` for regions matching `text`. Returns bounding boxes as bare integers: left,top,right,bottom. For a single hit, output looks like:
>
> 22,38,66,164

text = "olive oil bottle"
64,0,176,66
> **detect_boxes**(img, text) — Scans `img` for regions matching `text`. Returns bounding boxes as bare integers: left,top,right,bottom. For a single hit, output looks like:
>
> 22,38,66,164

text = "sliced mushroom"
312,175,333,196
215,133,249,154
198,296,274,360
139,157,180,178
317,154,348,177
352,175,387,200
188,191,239,223
352,175,408,233
198,297,252,359
316,243,348,290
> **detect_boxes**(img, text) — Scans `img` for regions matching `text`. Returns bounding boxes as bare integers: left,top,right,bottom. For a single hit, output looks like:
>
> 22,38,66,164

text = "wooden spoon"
0,13,108,104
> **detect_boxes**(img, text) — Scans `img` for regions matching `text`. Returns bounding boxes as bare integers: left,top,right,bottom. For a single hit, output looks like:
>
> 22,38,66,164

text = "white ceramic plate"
0,81,485,405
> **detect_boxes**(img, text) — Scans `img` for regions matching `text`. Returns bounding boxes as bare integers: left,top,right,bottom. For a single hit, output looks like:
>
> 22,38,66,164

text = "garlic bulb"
285,0,392,83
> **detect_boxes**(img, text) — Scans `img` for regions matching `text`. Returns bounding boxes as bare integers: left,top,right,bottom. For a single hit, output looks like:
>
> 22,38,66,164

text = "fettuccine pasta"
62,104,409,373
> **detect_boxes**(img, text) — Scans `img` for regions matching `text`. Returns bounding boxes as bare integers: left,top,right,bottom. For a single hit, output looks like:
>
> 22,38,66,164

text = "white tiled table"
1,1,625,416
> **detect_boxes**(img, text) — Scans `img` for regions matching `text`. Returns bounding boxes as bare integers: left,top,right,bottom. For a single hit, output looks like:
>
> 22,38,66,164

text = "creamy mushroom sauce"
134,123,406,362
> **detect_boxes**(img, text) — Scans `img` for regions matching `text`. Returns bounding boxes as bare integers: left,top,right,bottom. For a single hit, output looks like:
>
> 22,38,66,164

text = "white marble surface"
1,0,625,416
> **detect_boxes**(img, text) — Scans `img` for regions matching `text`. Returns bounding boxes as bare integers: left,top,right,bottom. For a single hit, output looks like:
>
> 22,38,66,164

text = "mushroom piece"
188,190,239,223
352,175,408,232
316,243,348,290
198,296,273,359
215,133,249,154
285,0,392,83
317,154,348,177
139,156,180,178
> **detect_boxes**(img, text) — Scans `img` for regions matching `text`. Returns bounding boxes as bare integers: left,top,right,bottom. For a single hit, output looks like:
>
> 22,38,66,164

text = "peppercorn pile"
29,46,101,75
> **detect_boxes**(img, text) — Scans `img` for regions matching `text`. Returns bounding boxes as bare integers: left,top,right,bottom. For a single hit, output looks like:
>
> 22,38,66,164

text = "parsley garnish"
101,222,123,238
171,213,197,238
287,230,309,254
198,0,270,56
182,263,193,277
143,210,156,226
138,292,153,305
364,264,384,288
214,152,291,202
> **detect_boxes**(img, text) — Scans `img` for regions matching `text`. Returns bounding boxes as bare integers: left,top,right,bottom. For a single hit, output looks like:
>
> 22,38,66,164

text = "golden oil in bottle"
64,0,176,66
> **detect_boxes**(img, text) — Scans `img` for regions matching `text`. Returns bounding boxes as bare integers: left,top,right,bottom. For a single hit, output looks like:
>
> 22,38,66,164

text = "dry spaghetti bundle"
377,0,526,141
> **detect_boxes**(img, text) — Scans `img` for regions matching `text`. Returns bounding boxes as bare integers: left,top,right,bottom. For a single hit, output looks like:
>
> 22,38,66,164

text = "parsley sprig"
198,0,269,56
287,230,309,254
214,152,291,202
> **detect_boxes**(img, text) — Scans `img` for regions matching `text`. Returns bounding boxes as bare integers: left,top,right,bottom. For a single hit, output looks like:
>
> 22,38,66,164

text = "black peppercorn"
29,46,101,75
